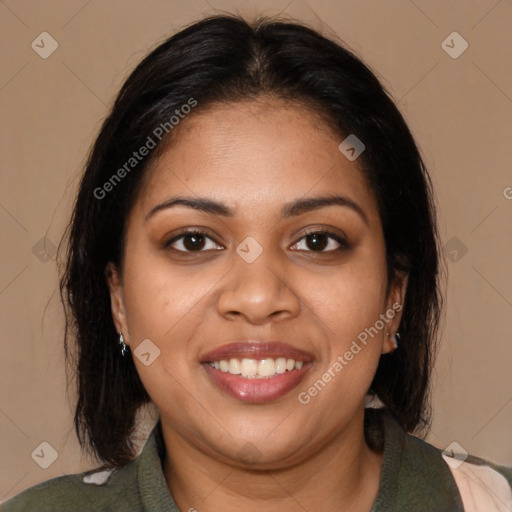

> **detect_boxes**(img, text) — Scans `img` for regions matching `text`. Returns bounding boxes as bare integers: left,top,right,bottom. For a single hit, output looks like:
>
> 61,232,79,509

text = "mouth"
200,341,313,403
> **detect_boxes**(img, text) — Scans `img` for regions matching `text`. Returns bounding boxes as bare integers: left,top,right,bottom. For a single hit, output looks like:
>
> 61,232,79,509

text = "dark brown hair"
59,13,443,468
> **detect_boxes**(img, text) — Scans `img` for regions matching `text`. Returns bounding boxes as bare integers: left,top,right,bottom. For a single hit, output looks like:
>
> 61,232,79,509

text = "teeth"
240,358,258,377
257,359,276,377
275,357,287,374
208,357,306,378
229,358,241,374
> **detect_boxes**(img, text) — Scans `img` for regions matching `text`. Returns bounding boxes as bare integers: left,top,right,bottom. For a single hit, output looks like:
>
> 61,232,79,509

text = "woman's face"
107,98,406,468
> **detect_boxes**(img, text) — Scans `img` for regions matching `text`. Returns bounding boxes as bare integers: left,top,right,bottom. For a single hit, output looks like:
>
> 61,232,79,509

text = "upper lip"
200,340,314,363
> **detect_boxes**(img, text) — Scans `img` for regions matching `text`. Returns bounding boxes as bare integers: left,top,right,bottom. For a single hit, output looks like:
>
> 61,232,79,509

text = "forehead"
135,99,377,222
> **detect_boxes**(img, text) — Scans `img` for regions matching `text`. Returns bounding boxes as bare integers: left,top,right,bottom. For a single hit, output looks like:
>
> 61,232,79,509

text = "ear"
105,261,130,344
381,270,408,355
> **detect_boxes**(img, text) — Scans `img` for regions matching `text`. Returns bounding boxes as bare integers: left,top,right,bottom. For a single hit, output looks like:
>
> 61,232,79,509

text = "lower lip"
202,363,312,403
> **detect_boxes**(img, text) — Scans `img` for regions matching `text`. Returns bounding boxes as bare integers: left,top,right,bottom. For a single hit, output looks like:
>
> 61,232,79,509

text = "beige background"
1,0,511,502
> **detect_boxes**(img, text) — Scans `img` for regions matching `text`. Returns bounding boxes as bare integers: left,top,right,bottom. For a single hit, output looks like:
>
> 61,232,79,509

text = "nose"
216,245,301,325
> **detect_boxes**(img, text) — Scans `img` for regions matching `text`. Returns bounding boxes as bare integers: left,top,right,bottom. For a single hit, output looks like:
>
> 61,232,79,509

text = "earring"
118,332,128,356
386,332,399,351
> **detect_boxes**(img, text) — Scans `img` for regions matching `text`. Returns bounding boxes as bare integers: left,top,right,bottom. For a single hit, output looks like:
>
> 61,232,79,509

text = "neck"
162,408,383,512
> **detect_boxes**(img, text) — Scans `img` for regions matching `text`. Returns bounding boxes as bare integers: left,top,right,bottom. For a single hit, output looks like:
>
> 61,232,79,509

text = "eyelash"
163,228,349,254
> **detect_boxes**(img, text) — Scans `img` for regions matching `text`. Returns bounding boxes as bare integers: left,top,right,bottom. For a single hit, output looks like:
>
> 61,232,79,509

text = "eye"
163,228,348,254
291,230,348,252
164,229,223,252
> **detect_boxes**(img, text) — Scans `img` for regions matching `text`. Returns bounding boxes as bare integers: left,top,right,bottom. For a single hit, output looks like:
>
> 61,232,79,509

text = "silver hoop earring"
119,332,128,356
391,332,400,349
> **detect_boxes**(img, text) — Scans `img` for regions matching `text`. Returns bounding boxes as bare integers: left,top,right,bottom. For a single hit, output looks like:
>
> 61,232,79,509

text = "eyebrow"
145,194,369,225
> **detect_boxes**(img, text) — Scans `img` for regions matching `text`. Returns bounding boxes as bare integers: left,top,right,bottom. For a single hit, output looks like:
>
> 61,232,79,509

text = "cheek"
311,251,388,345
120,249,224,401
121,258,204,423
295,272,387,423
302,246,388,398
122,250,214,342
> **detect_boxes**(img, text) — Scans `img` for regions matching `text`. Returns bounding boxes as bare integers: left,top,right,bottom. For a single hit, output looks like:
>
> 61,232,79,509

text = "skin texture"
106,98,407,512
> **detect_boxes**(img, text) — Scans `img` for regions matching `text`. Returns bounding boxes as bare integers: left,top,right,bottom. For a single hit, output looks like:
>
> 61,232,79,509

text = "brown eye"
292,230,348,252
164,230,223,252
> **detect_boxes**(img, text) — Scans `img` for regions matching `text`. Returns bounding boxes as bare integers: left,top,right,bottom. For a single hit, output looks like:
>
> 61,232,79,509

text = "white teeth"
208,357,306,378
240,358,258,377
257,358,276,377
275,357,287,374
229,358,241,374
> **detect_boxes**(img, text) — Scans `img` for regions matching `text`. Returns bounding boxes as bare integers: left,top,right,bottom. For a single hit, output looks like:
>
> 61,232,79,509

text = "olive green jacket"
2,409,511,511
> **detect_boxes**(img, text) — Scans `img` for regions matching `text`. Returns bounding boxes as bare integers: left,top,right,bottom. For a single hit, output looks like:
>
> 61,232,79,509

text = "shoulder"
369,408,512,511
384,413,466,509
397,415,512,510
1,421,175,512
443,450,512,512
0,460,141,512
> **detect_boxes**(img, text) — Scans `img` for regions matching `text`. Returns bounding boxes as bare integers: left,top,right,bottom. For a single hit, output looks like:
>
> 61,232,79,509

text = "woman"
2,13,511,512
